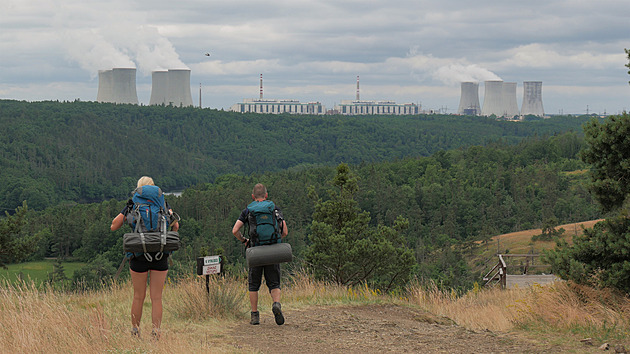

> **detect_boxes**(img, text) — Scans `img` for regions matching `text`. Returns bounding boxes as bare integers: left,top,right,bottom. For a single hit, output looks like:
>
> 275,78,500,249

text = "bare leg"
130,270,148,330
270,288,281,303
148,269,168,334
249,291,258,312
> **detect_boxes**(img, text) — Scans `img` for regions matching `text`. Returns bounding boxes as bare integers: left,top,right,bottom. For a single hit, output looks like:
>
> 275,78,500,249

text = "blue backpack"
247,200,281,246
127,185,170,233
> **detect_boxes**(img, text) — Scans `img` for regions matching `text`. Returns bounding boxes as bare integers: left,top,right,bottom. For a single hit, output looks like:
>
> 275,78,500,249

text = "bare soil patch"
228,304,568,353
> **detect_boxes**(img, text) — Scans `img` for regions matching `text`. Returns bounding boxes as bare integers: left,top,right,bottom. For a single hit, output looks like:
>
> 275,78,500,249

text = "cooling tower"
168,69,193,107
501,82,519,117
149,70,169,105
457,82,480,115
481,80,504,116
97,69,114,103
521,81,544,116
111,68,138,104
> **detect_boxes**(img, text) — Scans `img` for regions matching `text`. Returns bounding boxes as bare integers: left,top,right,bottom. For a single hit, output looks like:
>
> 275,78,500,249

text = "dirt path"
228,304,565,353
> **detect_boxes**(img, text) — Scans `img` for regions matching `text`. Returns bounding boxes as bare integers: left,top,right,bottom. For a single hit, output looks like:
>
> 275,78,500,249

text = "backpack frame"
125,185,173,261
247,200,282,246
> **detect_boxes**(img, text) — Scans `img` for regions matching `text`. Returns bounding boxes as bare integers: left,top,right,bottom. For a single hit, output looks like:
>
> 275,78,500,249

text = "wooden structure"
483,254,557,289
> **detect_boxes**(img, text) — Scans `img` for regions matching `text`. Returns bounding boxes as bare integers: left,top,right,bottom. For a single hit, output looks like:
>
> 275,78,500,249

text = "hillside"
0,99,596,210
471,219,605,277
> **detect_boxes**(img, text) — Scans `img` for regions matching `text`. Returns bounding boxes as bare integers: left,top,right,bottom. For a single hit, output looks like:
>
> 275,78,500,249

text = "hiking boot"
250,311,260,325
272,302,284,325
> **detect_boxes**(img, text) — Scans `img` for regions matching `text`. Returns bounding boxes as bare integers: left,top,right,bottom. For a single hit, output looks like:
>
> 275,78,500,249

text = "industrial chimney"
96,69,114,103
521,81,544,117
481,80,504,116
501,82,519,118
457,82,480,115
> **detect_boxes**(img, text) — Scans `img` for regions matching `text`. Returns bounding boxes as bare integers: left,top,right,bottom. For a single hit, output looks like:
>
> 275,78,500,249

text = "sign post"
196,255,222,294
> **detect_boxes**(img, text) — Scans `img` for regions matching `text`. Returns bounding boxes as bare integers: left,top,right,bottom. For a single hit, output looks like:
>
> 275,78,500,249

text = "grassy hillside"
469,219,605,279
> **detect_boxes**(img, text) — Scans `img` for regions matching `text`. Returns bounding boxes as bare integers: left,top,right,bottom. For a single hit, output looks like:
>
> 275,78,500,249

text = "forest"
0,99,594,212
6,128,602,291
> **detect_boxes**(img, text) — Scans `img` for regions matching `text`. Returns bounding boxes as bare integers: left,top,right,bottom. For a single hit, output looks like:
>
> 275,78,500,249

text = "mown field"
0,260,87,284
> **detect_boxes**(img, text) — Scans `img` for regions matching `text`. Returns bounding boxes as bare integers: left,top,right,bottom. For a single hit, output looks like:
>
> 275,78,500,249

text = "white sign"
204,256,221,265
202,264,221,275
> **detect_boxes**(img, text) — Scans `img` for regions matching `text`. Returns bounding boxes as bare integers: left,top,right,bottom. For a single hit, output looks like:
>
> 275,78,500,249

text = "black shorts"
129,253,169,273
248,264,281,292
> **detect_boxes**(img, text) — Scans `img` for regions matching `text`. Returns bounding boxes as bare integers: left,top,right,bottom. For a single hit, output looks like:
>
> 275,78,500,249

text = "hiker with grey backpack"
232,183,288,325
111,176,180,339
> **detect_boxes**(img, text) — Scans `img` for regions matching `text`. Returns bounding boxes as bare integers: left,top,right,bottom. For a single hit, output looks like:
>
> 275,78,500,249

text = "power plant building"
457,82,480,115
96,70,114,103
230,99,326,114
481,80,504,117
149,69,193,107
97,68,138,105
501,82,519,118
521,81,544,116
335,100,421,115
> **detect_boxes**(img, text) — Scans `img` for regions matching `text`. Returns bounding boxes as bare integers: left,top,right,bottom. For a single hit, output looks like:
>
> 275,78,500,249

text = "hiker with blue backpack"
232,183,288,325
110,176,180,339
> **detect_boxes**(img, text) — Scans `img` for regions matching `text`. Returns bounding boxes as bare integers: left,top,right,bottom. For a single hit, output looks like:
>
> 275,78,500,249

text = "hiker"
232,183,288,325
110,176,179,339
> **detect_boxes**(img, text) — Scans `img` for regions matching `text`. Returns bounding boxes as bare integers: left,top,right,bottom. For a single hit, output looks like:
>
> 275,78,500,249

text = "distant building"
521,81,544,117
457,82,481,115
334,100,420,115
230,99,326,115
97,68,138,105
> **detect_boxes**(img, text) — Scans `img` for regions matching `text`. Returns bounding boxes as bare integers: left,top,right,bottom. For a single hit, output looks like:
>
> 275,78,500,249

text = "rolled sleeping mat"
246,243,293,268
123,231,181,253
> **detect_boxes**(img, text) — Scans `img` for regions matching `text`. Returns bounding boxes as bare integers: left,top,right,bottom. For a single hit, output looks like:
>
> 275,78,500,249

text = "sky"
1,0,629,115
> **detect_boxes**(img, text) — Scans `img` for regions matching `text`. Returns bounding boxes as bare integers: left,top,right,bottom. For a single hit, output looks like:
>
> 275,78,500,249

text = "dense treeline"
0,99,594,211
18,132,601,290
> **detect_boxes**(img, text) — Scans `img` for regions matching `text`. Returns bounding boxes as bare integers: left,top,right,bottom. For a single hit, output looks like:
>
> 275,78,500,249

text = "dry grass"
283,269,389,307
0,278,243,353
408,280,630,345
489,219,604,253
0,270,391,353
2,269,629,352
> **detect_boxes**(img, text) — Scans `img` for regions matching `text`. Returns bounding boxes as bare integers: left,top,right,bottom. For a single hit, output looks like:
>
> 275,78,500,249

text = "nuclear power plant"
481,80,505,117
97,67,193,106
463,80,544,118
149,69,193,107
521,81,544,116
97,68,138,104
501,82,519,117
93,64,545,118
457,82,480,115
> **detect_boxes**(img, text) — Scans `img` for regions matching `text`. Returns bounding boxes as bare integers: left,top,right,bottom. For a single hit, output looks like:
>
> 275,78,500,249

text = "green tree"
625,48,630,85
531,217,565,242
545,214,630,293
580,113,630,211
48,256,69,287
306,163,415,291
547,97,630,292
72,254,116,290
0,202,39,267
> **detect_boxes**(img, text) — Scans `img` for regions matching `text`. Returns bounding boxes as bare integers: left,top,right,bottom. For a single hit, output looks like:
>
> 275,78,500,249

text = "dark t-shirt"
237,203,284,223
